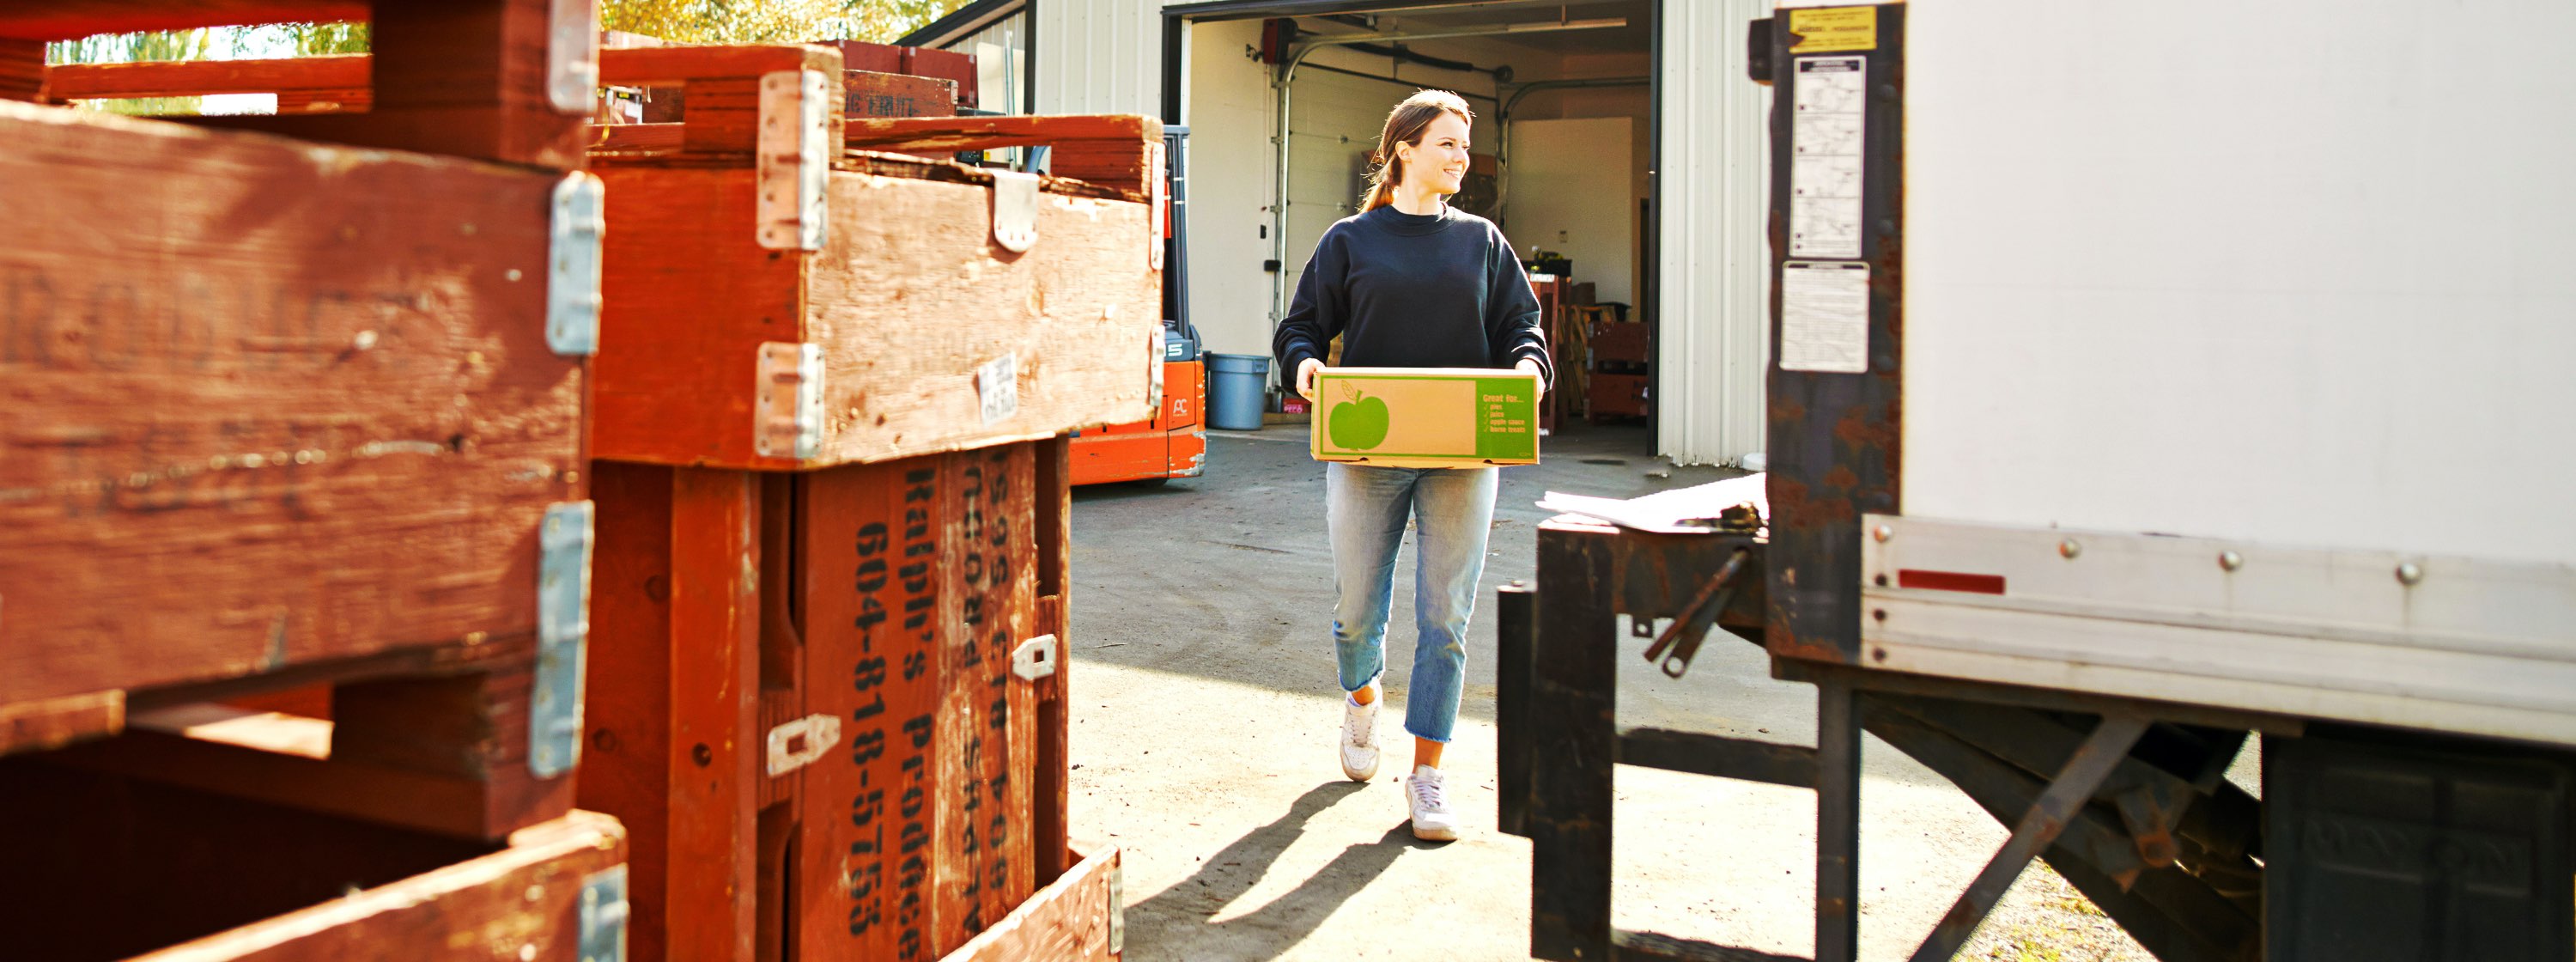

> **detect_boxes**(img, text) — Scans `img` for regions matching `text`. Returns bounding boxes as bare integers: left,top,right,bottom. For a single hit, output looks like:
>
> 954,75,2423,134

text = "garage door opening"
1163,0,1667,455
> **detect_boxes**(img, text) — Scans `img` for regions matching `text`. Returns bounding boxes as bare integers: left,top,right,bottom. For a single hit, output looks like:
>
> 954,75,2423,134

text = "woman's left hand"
1516,357,1547,402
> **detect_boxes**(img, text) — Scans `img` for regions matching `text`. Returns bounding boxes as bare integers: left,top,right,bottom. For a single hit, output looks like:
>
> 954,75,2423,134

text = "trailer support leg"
1908,714,2151,962
1815,680,1862,962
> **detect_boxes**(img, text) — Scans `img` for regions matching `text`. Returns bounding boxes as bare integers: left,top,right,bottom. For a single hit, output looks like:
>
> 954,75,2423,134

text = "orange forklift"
1073,127,1206,485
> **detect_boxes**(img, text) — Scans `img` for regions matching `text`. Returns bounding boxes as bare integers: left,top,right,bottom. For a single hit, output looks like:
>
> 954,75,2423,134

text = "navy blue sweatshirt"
1273,204,1552,384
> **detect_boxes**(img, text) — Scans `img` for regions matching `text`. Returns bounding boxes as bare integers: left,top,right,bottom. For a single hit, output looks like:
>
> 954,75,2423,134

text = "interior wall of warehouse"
1503,50,1652,307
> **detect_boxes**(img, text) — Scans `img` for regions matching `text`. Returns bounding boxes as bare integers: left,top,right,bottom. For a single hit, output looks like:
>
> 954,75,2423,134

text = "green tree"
602,0,971,46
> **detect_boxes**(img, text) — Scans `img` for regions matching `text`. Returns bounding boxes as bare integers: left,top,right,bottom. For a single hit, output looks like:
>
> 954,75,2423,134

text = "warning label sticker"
1788,7,1878,53
1781,260,1870,374
1790,56,1868,259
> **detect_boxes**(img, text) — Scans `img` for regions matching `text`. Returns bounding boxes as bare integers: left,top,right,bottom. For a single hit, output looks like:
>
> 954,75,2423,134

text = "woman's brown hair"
1360,89,1474,213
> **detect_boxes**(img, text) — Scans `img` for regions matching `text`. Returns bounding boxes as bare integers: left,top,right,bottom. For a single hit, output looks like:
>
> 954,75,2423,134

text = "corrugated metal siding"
1034,0,1164,116
1656,0,1772,466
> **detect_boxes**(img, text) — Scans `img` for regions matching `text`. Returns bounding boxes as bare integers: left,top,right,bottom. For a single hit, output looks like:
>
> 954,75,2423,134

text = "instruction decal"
1781,261,1870,374
1790,56,1868,259
1788,7,1878,52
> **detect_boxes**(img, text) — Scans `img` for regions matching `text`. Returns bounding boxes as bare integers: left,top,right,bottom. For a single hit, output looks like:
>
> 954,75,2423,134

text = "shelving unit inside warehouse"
0,1,629,959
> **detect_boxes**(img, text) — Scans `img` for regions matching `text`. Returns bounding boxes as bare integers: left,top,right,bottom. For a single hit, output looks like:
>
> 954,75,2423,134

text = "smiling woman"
1270,88,1552,845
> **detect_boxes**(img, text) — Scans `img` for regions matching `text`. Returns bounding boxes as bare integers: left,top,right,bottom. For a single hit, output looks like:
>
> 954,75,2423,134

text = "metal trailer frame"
1500,5,2576,961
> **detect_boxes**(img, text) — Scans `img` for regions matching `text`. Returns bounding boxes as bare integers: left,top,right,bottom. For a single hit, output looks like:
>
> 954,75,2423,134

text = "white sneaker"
1339,690,1382,782
1406,764,1458,841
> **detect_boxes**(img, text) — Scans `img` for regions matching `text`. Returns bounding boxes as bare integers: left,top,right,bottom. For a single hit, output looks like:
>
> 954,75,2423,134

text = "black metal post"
1530,528,1614,961
1496,581,1535,838
1816,679,1862,962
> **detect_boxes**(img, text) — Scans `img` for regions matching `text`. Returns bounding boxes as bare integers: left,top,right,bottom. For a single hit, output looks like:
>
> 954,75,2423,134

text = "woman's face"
1400,112,1472,197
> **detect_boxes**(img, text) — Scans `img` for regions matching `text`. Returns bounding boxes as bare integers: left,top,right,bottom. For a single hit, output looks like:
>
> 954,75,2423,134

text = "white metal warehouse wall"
1034,0,1164,115
1036,0,1775,466
1657,0,1771,466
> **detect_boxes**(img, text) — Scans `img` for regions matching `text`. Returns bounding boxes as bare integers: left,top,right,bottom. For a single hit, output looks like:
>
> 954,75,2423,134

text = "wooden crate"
823,40,980,109
0,94,594,811
577,437,1078,962
0,0,598,167
0,760,629,961
939,844,1123,962
586,44,1163,470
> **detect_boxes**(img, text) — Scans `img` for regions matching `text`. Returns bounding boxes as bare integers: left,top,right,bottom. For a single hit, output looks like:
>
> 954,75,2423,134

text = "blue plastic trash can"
1206,353,1271,431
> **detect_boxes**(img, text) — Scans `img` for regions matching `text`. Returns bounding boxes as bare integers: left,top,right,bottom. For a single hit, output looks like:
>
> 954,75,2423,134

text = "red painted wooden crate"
0,760,629,962
585,44,1163,470
0,1,601,842
582,439,1087,962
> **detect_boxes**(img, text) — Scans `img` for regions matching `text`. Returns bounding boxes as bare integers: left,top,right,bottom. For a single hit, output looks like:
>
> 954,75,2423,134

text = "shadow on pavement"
1123,781,1443,960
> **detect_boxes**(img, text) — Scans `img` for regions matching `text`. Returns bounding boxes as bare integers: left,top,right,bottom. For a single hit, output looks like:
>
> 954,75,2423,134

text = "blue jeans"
1327,462,1498,744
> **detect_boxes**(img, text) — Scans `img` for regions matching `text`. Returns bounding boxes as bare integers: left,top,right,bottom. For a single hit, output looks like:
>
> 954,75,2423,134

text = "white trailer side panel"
1901,0,2576,567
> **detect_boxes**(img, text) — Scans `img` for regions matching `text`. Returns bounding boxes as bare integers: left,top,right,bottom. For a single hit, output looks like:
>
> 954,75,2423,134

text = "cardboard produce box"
1310,367,1542,468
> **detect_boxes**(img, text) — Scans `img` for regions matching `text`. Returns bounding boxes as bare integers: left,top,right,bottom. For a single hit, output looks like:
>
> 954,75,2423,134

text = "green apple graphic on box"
1328,384,1391,450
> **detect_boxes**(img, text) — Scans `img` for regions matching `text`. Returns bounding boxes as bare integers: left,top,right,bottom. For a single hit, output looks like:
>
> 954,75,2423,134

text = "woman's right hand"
1296,357,1325,401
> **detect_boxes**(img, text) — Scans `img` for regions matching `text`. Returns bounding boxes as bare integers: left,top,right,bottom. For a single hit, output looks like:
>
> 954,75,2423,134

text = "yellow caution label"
1788,7,1878,53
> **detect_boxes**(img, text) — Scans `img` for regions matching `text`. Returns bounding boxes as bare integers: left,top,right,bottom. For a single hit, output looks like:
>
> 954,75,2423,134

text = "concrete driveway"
1065,425,2159,961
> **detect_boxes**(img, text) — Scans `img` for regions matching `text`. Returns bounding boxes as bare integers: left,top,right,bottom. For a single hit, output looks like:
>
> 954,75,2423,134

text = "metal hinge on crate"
1011,634,1060,681
532,501,596,779
546,0,600,114
579,865,630,962
756,69,830,252
755,342,825,461
548,173,605,357
991,169,1040,253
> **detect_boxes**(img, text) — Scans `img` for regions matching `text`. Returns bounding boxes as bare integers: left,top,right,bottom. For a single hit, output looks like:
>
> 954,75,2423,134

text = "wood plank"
0,3,369,41
798,171,1161,467
665,467,762,962
0,762,500,959
934,845,1119,962
46,54,368,100
1034,437,1072,881
841,114,1159,153
599,44,840,87
796,456,954,961
578,461,680,962
136,811,628,962
0,689,123,754
0,100,583,716
933,446,1035,951
1,37,45,101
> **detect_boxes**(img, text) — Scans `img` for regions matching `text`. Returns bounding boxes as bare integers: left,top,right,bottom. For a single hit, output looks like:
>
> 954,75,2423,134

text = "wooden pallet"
0,94,592,800
585,44,1164,470
0,761,629,961
0,0,598,167
579,438,1076,962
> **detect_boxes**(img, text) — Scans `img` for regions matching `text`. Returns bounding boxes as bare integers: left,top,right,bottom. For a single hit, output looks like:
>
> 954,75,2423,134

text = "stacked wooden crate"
570,44,1142,962
0,2,628,959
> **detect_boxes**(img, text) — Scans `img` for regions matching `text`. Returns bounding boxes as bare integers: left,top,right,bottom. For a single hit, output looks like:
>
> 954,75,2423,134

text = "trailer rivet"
2397,562,2424,586
2219,551,2243,572
2058,539,2082,559
1872,524,1893,543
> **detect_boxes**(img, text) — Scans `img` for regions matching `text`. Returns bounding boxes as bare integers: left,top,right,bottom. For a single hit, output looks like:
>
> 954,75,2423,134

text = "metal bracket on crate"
547,173,605,357
546,0,601,114
1011,634,1060,681
754,342,825,461
1148,140,1169,270
765,713,844,776
1108,858,1126,955
532,501,597,779
579,865,631,962
991,169,1040,253
756,69,831,252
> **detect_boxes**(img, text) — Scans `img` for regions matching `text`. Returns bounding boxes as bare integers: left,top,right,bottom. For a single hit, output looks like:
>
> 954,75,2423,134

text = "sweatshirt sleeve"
1273,229,1346,377
1485,230,1552,383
